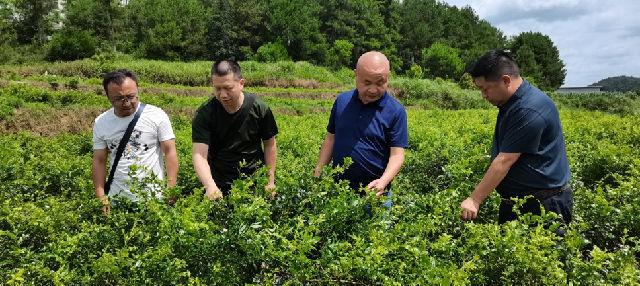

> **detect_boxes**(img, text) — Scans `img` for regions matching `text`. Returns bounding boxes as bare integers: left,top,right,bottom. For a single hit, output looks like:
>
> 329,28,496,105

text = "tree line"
0,0,566,90
592,76,640,93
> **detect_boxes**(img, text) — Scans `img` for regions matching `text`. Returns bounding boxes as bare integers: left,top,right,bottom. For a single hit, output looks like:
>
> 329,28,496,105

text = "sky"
441,0,640,87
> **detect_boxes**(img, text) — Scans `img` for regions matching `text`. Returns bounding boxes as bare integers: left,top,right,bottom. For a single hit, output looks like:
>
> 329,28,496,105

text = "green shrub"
325,39,354,70
405,64,423,79
458,72,475,90
46,29,98,61
551,92,640,115
1,105,639,284
421,42,465,80
391,77,489,109
255,42,291,63
0,92,25,120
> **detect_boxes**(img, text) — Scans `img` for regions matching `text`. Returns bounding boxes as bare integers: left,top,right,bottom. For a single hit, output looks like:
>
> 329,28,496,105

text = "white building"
556,86,603,94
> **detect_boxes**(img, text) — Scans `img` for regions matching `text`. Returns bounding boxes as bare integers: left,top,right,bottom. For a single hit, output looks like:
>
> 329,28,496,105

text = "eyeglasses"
109,94,138,104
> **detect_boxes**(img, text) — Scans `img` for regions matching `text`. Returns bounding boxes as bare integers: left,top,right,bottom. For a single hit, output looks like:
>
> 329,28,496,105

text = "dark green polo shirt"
192,93,278,190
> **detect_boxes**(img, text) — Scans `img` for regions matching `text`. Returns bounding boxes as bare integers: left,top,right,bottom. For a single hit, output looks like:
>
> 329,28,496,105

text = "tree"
406,64,423,79
0,0,16,63
0,0,14,46
421,42,464,80
126,0,208,60
326,40,354,70
510,32,566,91
266,0,327,63
398,0,445,67
63,0,125,52
515,44,543,86
204,0,268,61
592,76,640,92
398,0,505,72
47,28,97,61
441,6,506,65
254,42,290,62
319,0,401,68
12,0,58,45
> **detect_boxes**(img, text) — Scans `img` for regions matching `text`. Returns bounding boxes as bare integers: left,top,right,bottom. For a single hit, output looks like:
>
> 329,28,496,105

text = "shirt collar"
500,79,530,110
352,89,389,108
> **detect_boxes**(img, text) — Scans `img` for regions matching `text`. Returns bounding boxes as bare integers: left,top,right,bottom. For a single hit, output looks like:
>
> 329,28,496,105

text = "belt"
501,184,570,205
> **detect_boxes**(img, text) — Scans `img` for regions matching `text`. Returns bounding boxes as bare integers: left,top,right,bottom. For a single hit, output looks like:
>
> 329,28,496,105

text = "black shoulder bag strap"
105,103,147,195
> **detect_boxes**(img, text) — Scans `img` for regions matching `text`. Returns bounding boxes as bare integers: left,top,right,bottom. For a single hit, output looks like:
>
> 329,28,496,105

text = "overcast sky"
441,0,640,87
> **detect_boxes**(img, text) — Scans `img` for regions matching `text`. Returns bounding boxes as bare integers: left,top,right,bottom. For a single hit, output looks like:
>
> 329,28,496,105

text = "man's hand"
313,167,322,178
205,185,223,200
367,179,389,197
265,182,276,197
99,196,110,216
460,197,481,221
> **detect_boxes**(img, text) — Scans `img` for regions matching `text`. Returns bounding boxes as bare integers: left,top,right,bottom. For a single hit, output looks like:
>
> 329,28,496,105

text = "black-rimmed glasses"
109,94,138,104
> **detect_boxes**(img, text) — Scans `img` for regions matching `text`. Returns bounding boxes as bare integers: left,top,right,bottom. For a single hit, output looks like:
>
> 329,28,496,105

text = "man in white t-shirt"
92,69,179,215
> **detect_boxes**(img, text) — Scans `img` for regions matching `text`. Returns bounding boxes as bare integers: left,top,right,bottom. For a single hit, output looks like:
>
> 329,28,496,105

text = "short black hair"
102,69,139,93
211,60,242,80
468,50,520,81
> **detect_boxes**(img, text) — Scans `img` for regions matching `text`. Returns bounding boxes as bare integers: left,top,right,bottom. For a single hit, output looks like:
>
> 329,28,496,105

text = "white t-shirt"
92,104,175,201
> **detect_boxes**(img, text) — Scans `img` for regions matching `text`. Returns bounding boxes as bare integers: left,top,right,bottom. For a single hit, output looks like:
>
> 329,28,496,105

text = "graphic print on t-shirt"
107,130,150,160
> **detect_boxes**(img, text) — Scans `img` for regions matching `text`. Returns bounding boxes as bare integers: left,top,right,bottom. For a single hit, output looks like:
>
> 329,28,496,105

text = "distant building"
556,86,603,94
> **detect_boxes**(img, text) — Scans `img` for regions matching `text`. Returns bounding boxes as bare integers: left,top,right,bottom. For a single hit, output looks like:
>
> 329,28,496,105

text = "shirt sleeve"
259,107,279,140
156,109,176,142
192,103,212,144
326,100,337,134
389,106,409,148
499,108,546,154
92,120,107,150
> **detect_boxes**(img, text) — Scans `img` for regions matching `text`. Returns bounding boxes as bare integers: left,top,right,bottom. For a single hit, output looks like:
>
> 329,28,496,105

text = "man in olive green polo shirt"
192,60,278,199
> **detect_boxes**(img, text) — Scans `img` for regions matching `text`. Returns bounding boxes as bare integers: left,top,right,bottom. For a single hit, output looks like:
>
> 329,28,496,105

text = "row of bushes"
1,102,639,284
4,58,640,115
552,91,640,115
1,56,355,88
5,82,640,125
0,85,339,126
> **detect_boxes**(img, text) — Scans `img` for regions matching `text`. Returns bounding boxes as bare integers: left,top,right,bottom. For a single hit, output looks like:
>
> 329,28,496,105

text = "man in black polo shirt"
192,60,278,199
460,50,573,224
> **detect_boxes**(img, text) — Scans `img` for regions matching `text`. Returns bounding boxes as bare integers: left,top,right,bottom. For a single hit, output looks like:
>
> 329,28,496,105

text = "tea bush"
0,97,638,284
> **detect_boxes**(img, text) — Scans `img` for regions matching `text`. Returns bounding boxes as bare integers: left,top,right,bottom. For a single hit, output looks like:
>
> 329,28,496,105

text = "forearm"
263,140,277,185
315,134,335,171
470,155,516,203
193,154,217,189
380,149,405,185
92,160,107,198
165,152,179,188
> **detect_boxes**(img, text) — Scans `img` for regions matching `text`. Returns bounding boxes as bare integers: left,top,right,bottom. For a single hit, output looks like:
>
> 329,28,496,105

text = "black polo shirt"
192,93,278,188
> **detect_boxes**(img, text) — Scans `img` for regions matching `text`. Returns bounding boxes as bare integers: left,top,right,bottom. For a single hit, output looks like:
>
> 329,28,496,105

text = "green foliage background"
0,58,639,284
592,76,640,93
0,0,571,89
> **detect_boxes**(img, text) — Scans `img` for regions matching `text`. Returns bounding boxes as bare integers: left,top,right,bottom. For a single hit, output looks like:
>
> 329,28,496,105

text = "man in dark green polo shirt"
192,60,279,199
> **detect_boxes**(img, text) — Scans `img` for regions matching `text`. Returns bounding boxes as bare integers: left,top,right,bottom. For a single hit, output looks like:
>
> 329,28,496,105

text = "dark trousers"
218,181,232,197
498,187,573,225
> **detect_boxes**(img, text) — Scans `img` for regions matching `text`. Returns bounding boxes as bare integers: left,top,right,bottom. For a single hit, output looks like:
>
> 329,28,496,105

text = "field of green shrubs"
0,59,639,285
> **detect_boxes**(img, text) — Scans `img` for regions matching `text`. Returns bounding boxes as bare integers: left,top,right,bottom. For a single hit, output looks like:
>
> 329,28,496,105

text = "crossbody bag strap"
104,103,147,195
